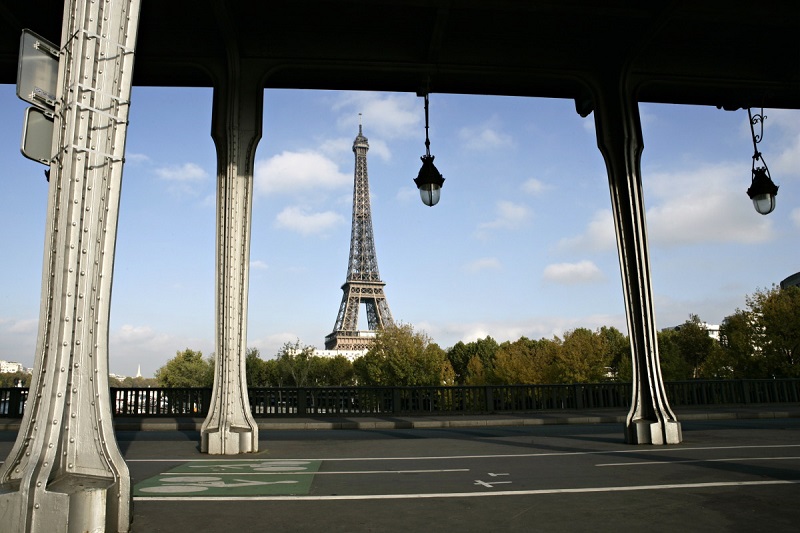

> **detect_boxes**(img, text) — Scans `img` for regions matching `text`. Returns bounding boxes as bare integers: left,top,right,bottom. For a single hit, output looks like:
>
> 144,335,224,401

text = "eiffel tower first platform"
325,123,394,350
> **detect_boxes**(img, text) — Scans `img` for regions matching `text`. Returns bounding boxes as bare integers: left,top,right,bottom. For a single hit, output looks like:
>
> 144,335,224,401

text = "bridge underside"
2,1,798,109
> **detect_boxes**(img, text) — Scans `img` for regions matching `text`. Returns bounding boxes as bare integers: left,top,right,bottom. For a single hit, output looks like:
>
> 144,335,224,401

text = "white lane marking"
125,444,800,463
596,456,800,467
158,469,470,476
134,479,800,501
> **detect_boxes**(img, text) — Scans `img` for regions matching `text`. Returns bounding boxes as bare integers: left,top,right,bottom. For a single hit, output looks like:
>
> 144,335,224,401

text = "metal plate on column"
21,106,55,165
16,29,59,110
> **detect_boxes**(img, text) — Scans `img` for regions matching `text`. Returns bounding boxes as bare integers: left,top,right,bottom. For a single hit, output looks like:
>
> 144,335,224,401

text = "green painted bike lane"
134,459,322,497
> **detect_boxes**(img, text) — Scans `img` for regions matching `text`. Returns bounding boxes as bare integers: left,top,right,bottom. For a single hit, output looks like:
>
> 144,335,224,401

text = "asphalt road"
2,418,800,532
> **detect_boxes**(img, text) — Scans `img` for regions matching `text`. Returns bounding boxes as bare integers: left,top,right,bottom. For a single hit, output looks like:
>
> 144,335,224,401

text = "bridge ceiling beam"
1,1,798,109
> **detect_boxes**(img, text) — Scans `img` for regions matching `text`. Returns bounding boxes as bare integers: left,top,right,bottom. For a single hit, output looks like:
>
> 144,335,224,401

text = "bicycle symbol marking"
187,460,312,473
134,459,320,496
138,476,299,494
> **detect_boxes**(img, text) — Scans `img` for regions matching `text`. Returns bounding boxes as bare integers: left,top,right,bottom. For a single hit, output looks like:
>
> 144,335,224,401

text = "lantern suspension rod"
748,107,766,164
424,93,431,157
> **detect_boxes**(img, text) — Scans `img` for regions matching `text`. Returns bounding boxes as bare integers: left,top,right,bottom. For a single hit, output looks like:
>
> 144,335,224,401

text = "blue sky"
1,84,798,377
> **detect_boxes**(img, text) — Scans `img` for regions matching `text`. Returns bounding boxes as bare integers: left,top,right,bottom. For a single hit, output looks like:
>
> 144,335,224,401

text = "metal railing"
1,379,799,419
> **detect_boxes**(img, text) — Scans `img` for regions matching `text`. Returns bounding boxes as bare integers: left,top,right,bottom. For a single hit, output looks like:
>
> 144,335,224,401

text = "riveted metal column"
591,72,682,445
0,0,141,531
200,44,260,453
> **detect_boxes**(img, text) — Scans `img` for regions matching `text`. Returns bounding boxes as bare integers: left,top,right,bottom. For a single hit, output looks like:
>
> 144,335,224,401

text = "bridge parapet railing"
1,379,799,418
112,387,211,416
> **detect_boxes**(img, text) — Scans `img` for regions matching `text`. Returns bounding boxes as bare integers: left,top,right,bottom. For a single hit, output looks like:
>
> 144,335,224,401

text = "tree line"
146,284,799,388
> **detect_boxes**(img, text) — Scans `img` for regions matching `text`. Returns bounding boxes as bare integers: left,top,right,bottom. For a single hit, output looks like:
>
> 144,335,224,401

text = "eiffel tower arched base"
326,281,392,350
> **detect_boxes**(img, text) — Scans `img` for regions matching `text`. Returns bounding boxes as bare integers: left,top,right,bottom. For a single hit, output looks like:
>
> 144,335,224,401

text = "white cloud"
319,137,351,157
274,206,344,235
772,133,800,179
125,152,151,165
645,163,774,245
109,325,212,377
791,208,800,228
199,194,216,208
476,201,531,237
561,162,776,251
247,332,307,359
155,162,208,182
764,108,800,178
558,209,616,252
0,318,39,334
521,178,548,195
250,260,268,270
465,257,502,273
458,117,515,151
542,260,604,284
416,313,627,349
366,138,392,161
254,151,350,196
6,318,38,334
332,92,419,140
116,324,157,343
395,186,418,203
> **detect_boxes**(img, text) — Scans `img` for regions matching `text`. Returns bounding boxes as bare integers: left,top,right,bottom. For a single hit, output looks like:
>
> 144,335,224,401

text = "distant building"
312,348,367,361
285,347,367,362
780,272,800,289
0,360,25,373
662,322,720,341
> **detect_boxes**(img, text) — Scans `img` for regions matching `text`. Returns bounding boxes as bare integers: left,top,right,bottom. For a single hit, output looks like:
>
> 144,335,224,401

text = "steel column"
591,72,682,445
0,0,141,530
199,31,260,453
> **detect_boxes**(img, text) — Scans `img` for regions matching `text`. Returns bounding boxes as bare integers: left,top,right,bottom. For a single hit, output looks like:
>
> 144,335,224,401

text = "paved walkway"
1,406,799,532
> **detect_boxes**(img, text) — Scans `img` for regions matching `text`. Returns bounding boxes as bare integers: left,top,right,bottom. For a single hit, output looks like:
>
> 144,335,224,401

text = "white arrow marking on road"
474,480,513,488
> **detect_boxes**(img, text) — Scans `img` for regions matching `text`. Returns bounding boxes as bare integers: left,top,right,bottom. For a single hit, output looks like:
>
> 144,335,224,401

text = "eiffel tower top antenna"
325,120,394,350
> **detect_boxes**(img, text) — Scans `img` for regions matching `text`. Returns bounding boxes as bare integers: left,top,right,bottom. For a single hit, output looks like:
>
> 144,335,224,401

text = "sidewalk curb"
2,406,798,432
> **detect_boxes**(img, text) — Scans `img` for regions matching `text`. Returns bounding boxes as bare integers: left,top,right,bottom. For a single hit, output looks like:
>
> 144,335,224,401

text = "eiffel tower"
325,122,394,350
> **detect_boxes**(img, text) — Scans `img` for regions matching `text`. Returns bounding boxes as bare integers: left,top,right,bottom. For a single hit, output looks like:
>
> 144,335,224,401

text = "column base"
625,418,682,445
201,425,258,455
0,474,130,533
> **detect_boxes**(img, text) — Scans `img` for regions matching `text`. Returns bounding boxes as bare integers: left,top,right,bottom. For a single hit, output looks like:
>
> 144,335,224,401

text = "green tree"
447,341,472,384
447,336,499,385
0,372,30,388
353,323,454,386
674,315,717,378
464,355,487,386
749,285,800,377
317,354,355,386
155,348,214,387
262,358,282,386
555,328,613,383
656,329,694,381
492,337,559,384
245,347,268,387
716,309,758,377
120,376,158,388
599,326,630,380
274,341,317,387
